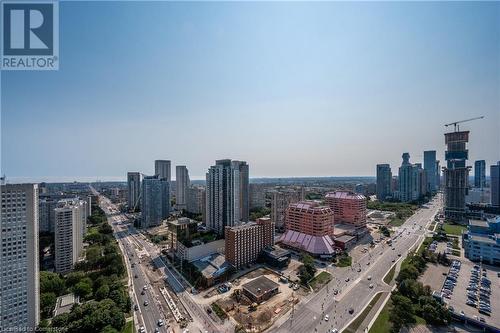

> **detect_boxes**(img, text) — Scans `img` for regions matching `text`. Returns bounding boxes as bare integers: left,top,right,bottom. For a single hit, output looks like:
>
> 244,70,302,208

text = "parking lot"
445,259,500,328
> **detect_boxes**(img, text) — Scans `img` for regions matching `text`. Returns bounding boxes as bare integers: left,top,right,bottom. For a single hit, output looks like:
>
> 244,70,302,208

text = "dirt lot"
214,268,306,332
418,263,448,292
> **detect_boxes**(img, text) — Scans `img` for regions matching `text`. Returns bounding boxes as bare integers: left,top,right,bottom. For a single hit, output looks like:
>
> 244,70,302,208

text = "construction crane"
444,116,484,132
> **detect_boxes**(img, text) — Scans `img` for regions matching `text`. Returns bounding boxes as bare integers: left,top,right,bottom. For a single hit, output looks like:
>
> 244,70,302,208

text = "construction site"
208,268,306,332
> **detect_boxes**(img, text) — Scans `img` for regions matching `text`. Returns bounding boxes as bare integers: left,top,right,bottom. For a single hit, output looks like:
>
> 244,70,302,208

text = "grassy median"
344,292,383,333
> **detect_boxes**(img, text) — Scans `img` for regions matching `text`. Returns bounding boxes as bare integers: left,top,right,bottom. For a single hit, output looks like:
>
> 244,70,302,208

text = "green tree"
101,325,119,333
298,254,317,285
65,271,86,288
73,278,93,300
108,288,130,312
99,223,113,235
85,232,103,245
51,312,70,328
40,292,57,319
86,246,103,269
95,284,110,301
390,293,415,333
396,264,419,282
40,271,65,295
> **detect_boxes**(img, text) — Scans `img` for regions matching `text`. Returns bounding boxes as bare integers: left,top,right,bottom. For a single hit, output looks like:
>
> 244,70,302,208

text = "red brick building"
225,217,274,269
325,191,367,226
279,201,336,256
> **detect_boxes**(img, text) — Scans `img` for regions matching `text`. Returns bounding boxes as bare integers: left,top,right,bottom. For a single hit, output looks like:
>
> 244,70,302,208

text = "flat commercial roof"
469,220,489,228
335,235,356,243
325,191,366,200
54,294,77,316
192,253,229,279
263,246,291,258
242,276,279,298
469,233,498,245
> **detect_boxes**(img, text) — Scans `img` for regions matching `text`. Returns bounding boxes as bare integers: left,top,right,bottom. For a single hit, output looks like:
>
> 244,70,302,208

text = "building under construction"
443,130,471,222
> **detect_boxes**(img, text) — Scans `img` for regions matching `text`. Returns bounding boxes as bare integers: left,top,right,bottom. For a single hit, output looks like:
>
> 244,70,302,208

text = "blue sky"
2,1,499,181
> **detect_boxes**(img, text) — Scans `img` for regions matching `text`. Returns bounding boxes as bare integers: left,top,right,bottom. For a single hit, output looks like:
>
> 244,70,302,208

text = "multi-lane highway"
270,195,442,333
97,195,168,333
94,189,225,333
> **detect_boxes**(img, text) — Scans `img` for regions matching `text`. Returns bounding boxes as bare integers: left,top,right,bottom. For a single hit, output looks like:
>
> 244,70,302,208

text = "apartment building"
225,217,274,268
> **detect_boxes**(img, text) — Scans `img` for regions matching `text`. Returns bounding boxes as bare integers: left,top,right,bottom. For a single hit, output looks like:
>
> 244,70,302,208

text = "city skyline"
2,2,499,180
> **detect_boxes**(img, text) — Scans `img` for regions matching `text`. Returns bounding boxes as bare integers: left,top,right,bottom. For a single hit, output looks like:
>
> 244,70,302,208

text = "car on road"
139,327,145,333
357,268,361,272
158,319,164,326
135,274,138,279
345,278,350,282
141,290,145,295
143,300,149,306
324,314,329,321
348,308,354,314
134,304,139,311
367,276,372,281
369,284,374,289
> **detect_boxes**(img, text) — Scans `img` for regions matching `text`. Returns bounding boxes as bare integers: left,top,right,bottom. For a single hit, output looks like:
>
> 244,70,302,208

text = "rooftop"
279,230,336,255
469,220,489,228
335,235,356,243
262,246,291,258
333,223,358,236
469,233,499,245
325,191,366,200
169,217,197,226
288,201,332,213
242,276,279,298
53,294,78,316
192,253,229,279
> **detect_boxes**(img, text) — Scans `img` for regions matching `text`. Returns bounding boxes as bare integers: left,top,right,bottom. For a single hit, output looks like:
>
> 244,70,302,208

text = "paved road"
96,192,168,333
94,190,225,333
270,195,442,333
128,224,228,333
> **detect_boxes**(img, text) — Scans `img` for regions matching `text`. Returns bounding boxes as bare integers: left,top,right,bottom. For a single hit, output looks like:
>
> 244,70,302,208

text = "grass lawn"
383,264,397,284
369,300,426,333
121,320,134,333
416,237,433,255
414,315,426,325
369,298,392,333
211,302,228,320
337,255,352,267
442,223,466,236
389,217,405,227
309,271,332,290
450,237,460,250
344,292,384,333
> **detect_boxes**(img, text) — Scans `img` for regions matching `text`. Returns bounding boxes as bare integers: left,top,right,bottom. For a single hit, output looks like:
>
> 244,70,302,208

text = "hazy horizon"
2,2,499,180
